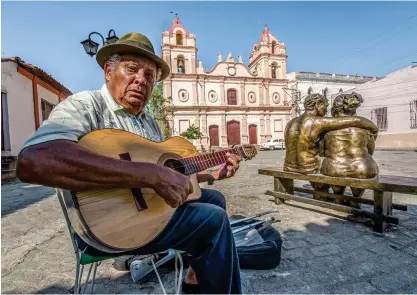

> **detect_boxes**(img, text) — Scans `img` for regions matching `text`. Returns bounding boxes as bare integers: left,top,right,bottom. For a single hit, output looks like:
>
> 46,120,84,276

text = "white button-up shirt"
22,84,164,150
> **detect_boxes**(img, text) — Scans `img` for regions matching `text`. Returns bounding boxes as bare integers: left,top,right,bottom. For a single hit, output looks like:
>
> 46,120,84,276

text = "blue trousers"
78,188,242,294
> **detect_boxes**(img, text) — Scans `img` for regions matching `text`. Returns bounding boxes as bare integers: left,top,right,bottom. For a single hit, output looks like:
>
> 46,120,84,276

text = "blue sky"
2,1,417,93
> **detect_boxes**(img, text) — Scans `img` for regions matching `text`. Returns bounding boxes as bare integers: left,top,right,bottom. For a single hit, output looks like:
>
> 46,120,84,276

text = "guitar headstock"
240,144,258,160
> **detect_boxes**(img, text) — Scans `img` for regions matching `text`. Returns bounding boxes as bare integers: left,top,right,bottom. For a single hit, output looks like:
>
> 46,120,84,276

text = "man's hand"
153,167,193,208
212,153,241,181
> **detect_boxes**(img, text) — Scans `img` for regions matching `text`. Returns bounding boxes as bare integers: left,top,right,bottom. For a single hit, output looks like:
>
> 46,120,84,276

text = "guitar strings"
171,148,243,171
166,147,245,172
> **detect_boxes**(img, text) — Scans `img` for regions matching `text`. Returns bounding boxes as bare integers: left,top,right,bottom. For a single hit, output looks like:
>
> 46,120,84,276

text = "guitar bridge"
119,153,148,212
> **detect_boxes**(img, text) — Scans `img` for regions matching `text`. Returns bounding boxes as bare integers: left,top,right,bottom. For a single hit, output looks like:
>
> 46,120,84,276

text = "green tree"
180,124,203,140
146,82,172,139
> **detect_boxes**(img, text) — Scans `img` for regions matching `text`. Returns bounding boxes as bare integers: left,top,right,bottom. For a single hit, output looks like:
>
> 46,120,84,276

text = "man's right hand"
153,167,194,208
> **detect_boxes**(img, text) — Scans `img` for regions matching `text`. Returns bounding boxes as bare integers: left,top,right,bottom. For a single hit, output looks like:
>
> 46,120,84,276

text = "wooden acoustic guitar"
60,129,258,253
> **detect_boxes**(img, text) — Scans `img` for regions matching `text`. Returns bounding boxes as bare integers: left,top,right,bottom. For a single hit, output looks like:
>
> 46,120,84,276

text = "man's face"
105,54,157,115
316,100,329,117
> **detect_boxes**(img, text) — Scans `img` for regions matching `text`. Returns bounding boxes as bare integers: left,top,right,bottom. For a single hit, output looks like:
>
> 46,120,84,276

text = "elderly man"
16,32,242,294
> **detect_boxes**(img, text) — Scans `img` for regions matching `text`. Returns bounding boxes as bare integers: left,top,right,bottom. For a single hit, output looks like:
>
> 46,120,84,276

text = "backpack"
128,214,283,283
230,215,283,270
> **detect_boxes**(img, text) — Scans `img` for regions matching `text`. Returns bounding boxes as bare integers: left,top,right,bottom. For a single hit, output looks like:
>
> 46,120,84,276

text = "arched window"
176,31,183,45
308,87,313,95
177,55,185,74
271,63,277,79
227,89,237,105
339,88,343,93
323,87,328,98
271,41,277,54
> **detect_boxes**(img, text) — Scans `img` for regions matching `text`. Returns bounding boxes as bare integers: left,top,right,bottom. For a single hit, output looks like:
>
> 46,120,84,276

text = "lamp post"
80,29,119,57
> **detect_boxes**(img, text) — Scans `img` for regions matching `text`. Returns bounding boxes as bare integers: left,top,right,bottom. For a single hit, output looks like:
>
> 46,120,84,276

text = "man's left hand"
212,153,241,180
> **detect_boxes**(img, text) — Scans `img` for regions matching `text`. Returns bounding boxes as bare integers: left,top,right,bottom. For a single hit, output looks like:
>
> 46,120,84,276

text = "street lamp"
80,29,119,57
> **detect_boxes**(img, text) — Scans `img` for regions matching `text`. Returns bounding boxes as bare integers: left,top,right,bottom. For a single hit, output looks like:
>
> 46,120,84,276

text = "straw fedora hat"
96,32,170,81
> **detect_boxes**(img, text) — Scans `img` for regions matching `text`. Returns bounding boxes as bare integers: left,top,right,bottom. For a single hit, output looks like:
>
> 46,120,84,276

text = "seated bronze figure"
284,93,378,175
320,93,379,198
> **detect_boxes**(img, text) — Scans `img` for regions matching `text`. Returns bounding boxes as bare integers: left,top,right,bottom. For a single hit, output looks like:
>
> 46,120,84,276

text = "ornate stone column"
163,80,172,100
220,80,226,105
264,60,269,78
199,80,206,105
266,113,272,141
191,55,196,74
201,112,209,150
265,83,270,106
281,61,286,79
221,114,228,146
194,113,201,148
192,82,198,106
240,82,246,106
258,84,264,106
162,49,171,71
242,114,248,144
260,114,266,143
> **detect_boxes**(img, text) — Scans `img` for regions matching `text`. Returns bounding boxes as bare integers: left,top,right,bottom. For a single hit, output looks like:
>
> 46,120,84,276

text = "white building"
334,65,417,150
161,17,293,151
287,72,380,115
1,57,72,179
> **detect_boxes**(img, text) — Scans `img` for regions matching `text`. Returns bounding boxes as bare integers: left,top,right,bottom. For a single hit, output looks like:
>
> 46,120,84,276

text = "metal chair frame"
57,189,114,294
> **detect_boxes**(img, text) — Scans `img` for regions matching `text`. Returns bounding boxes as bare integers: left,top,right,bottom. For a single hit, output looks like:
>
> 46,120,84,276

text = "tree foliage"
146,82,172,138
180,124,203,140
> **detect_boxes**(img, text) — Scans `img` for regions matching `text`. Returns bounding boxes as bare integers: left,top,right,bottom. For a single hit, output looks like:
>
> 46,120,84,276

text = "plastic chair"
56,189,184,294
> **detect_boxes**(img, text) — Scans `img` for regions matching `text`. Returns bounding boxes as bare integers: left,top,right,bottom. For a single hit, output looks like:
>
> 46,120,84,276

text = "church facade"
160,17,378,150
161,17,293,151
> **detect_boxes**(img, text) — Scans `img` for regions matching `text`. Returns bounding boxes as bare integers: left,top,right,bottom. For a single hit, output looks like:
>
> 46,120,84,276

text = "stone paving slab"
2,150,417,293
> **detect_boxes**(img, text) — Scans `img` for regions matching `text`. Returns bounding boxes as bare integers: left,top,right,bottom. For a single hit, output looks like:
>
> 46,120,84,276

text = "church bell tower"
161,16,197,75
248,27,287,80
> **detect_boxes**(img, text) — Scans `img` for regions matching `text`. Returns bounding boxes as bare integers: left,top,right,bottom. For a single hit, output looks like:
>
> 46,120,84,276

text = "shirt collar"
100,84,123,112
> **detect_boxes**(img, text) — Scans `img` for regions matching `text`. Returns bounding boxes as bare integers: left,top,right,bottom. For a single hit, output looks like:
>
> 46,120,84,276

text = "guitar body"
62,129,202,253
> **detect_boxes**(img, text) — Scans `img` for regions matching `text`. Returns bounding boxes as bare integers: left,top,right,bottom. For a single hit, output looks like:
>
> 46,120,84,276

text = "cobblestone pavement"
2,151,417,294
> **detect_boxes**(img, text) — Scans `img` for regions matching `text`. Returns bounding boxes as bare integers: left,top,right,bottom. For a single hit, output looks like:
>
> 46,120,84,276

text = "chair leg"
82,264,94,294
74,255,82,294
90,262,100,294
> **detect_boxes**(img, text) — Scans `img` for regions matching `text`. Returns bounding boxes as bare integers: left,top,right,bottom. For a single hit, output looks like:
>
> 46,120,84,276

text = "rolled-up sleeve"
21,95,94,150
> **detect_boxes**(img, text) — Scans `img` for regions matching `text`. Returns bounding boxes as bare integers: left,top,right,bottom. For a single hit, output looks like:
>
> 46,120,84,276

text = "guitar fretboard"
179,147,246,176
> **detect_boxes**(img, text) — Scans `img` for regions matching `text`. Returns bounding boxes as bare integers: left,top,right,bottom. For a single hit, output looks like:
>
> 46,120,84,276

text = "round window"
248,92,256,103
208,91,218,103
272,92,281,104
178,89,189,102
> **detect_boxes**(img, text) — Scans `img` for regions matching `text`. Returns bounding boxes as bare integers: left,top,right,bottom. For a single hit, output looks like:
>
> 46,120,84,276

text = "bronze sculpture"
284,93,378,175
320,92,379,198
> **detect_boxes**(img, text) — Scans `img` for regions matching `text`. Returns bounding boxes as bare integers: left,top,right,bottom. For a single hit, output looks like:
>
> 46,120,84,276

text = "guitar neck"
179,147,246,176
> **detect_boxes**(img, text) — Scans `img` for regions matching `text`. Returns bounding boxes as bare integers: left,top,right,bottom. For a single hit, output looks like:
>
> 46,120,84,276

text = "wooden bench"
258,167,417,233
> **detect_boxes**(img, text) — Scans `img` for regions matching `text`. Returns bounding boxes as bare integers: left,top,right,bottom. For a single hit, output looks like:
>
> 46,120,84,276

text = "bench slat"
259,167,417,195
266,190,399,225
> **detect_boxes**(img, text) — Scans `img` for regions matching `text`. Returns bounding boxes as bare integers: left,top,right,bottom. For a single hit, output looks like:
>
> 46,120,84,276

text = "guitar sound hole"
164,159,185,174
